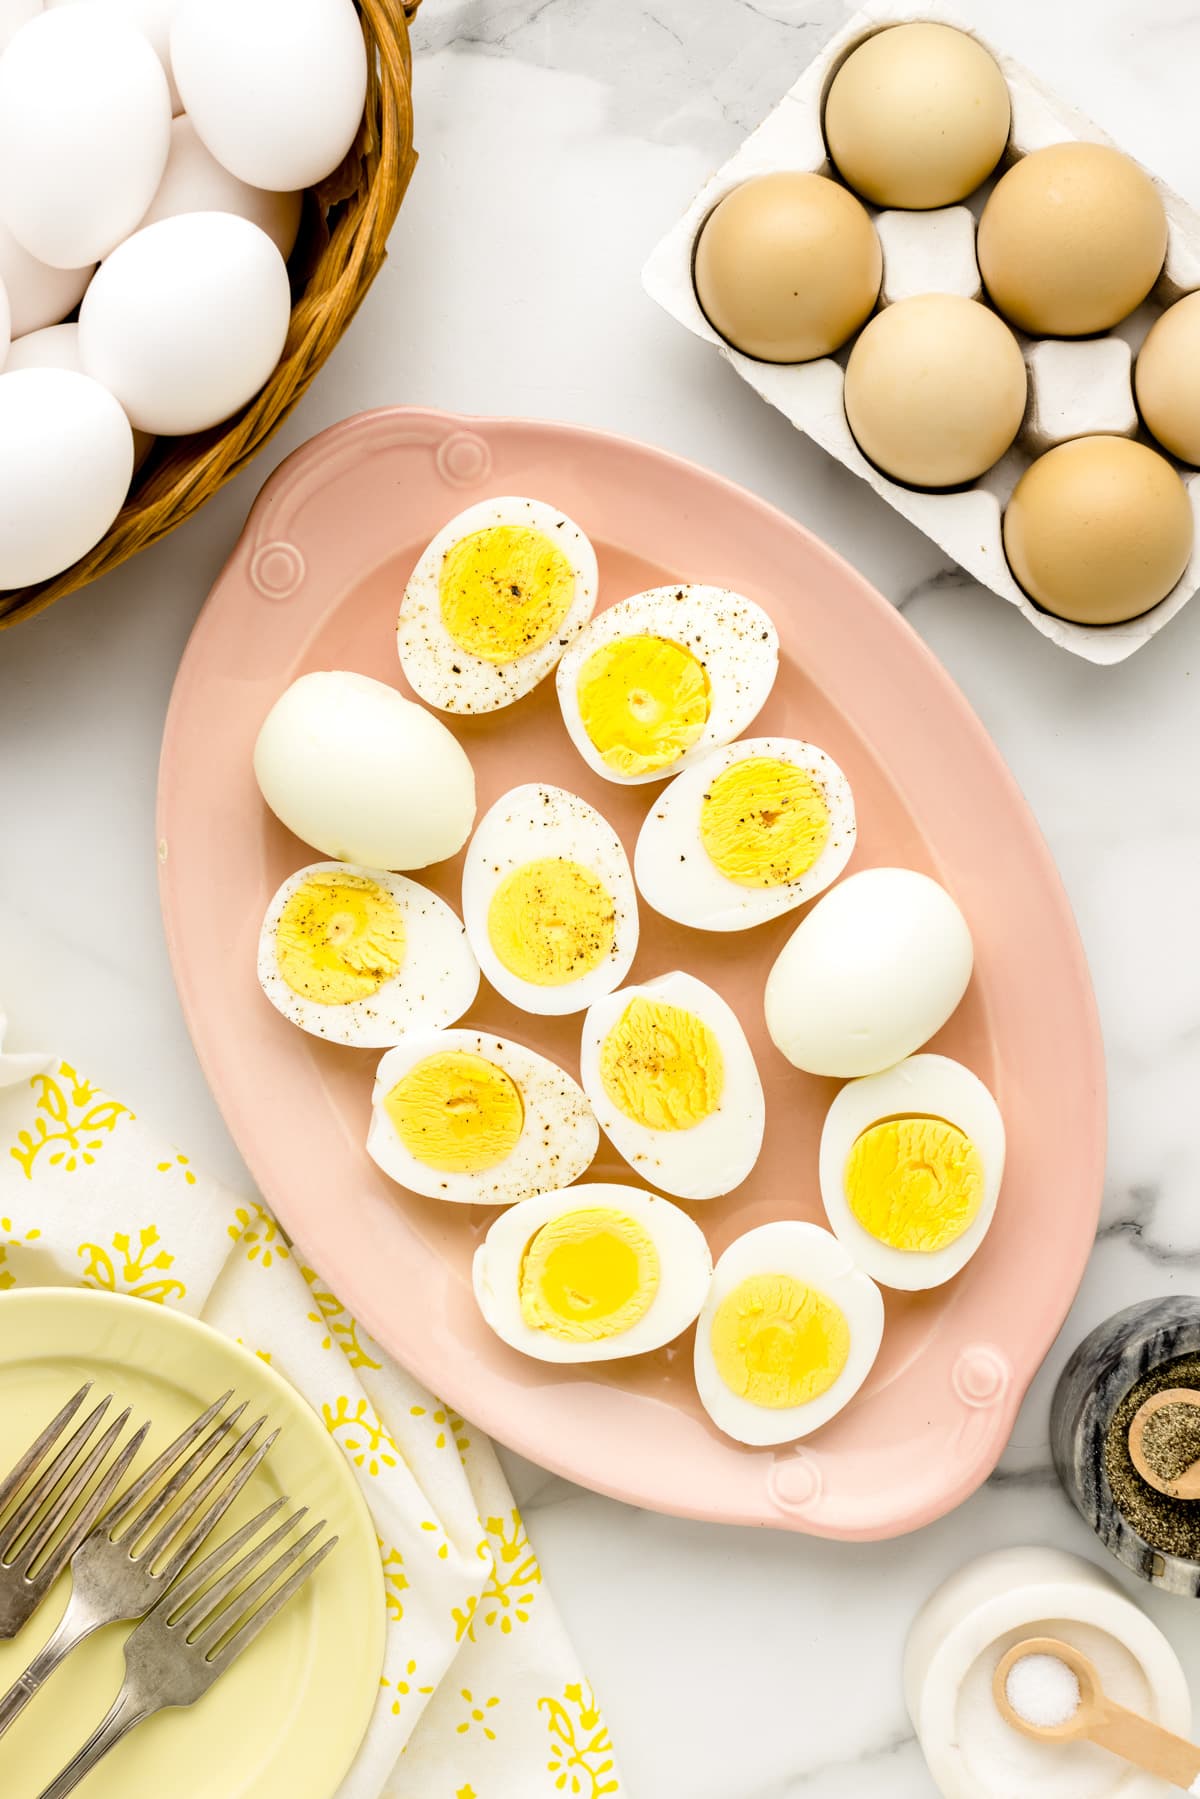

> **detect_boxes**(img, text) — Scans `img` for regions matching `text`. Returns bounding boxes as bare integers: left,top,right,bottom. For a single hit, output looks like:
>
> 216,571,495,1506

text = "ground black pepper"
1138,1400,1200,1485
1106,1353,1200,1558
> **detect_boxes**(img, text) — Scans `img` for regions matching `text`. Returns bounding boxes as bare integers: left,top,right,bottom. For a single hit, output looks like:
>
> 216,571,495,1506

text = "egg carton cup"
642,0,1200,665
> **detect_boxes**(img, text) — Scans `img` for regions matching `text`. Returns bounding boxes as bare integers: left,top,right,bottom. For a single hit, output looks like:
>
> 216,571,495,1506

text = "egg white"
819,1053,1006,1291
555,584,779,785
366,1029,599,1205
462,783,639,1016
257,861,479,1049
397,496,598,714
634,737,857,933
580,970,765,1200
473,1182,713,1364
694,1221,885,1447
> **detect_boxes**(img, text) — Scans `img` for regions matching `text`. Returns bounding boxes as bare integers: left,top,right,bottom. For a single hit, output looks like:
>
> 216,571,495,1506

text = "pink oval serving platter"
158,406,1106,1540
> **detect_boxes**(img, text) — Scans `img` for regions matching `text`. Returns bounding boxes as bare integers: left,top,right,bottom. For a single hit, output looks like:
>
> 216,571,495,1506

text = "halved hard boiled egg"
473,1182,713,1363
580,970,765,1200
555,584,779,784
694,1222,884,1446
397,496,598,714
635,737,856,931
462,784,638,1015
257,861,479,1048
367,1029,599,1205
819,1054,1005,1291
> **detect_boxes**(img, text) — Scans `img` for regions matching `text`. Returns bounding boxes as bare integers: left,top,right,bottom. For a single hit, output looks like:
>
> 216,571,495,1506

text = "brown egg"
824,22,1011,210
1135,292,1200,466
693,171,881,364
1003,436,1193,625
843,294,1027,489
978,143,1167,337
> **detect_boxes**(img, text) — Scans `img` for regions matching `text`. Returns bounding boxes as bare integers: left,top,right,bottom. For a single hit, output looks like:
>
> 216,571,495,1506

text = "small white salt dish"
905,1545,1190,1799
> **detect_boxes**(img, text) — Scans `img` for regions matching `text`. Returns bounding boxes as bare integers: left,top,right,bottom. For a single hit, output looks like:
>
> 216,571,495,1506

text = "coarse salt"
1005,1653,1081,1730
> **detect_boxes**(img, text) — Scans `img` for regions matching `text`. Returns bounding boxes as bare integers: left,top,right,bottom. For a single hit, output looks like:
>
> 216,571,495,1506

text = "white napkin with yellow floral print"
0,1016,621,1799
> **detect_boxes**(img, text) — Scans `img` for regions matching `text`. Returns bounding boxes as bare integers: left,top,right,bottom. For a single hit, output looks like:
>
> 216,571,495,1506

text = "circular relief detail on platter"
436,430,493,487
952,1343,1011,1410
249,541,307,601
766,1449,823,1516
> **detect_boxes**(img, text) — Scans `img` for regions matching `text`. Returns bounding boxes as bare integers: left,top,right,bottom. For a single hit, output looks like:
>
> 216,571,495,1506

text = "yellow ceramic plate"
0,1289,384,1798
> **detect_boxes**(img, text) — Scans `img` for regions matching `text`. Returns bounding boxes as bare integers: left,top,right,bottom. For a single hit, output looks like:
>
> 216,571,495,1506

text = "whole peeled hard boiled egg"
0,6,171,267
555,585,779,784
367,1030,599,1206
171,0,367,192
694,1221,884,1446
635,737,856,932
257,861,479,1049
580,970,766,1201
694,171,881,363
473,1183,713,1364
139,117,302,260
254,671,477,871
79,213,291,435
0,368,132,586
819,1054,1005,1291
462,784,638,1016
765,868,974,1077
398,497,599,715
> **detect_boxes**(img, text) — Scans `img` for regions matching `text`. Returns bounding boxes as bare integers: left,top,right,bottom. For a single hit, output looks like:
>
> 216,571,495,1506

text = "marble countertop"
3,0,1200,1791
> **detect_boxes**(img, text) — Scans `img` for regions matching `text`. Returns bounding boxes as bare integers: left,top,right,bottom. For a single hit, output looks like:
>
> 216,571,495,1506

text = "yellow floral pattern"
323,1394,398,1476
227,1199,289,1268
409,1402,469,1453
77,1224,187,1305
0,1215,41,1290
454,1510,541,1642
540,1683,619,1797
9,1065,130,1179
156,1151,197,1186
379,1658,433,1718
378,1539,408,1623
457,1689,501,1741
302,1265,380,1369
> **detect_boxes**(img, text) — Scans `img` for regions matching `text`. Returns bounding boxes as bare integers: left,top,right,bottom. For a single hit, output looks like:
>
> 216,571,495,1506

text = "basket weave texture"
0,0,420,630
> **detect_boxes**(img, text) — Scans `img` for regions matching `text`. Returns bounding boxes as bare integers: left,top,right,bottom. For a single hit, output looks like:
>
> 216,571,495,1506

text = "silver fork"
0,1383,149,1640
0,1388,277,1738
38,1502,338,1798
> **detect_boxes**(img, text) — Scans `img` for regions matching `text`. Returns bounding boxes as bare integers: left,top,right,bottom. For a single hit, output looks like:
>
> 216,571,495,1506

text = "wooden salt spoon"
1128,1388,1200,1499
994,1637,1200,1791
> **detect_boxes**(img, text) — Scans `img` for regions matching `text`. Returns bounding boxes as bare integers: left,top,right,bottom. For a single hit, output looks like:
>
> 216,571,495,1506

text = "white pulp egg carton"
642,0,1200,665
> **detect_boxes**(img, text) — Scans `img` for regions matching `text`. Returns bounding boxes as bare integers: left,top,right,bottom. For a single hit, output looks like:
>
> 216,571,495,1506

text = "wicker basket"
0,0,420,631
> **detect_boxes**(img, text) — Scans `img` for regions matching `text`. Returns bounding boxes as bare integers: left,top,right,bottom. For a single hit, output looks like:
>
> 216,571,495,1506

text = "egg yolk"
599,997,725,1131
487,857,615,987
384,1051,524,1173
711,1274,850,1409
439,524,575,664
518,1208,660,1341
699,757,830,887
844,1115,984,1253
275,870,406,1006
576,635,711,776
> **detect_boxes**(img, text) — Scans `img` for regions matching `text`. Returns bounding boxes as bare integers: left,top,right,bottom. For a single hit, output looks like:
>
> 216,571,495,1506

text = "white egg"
765,868,974,1077
694,1221,884,1446
367,1029,599,1205
398,497,599,715
0,218,91,337
171,0,367,192
580,970,765,1200
0,368,132,586
819,1054,1005,1291
47,0,183,112
0,3,42,54
257,861,479,1049
0,275,11,366
254,671,477,872
555,584,779,785
78,213,290,434
0,8,170,267
138,118,302,260
473,1182,712,1364
635,736,856,933
462,784,638,1017
5,324,154,467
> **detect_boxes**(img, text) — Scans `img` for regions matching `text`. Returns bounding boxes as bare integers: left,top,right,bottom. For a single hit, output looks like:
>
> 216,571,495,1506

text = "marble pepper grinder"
1052,1297,1200,1598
